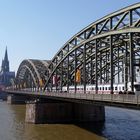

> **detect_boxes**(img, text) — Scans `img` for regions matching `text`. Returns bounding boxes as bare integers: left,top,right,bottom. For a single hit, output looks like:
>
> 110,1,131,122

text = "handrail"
5,89,140,107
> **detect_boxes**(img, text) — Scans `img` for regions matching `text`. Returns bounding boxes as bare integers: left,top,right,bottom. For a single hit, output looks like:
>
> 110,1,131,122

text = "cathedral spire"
0,46,15,86
1,47,9,72
4,46,8,62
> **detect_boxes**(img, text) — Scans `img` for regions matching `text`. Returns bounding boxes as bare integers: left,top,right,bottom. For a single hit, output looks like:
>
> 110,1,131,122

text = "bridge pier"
74,103,105,122
25,101,105,124
25,102,74,124
7,94,29,104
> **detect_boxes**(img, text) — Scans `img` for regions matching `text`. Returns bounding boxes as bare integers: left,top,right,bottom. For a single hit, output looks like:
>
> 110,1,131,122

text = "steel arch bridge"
16,3,140,93
16,59,51,88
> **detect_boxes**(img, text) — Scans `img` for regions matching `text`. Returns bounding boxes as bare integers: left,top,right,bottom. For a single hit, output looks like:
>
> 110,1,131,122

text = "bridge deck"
5,90,140,110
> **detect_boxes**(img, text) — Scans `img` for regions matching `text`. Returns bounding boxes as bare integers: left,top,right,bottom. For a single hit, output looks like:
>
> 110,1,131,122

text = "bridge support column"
25,102,74,124
74,103,105,122
25,101,105,124
7,94,29,104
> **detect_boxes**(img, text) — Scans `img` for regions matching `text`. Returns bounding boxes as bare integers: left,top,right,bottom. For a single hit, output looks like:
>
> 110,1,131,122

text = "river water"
0,101,140,140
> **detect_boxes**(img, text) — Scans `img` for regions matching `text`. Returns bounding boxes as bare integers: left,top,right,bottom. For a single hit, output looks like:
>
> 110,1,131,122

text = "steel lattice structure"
43,3,140,93
16,59,50,88
16,3,140,93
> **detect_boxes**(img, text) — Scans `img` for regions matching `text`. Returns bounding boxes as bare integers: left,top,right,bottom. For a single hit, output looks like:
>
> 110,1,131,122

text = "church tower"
1,47,9,72
0,47,15,86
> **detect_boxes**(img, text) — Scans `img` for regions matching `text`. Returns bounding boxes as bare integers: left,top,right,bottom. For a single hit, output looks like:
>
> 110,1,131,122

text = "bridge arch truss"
16,59,50,88
44,3,140,93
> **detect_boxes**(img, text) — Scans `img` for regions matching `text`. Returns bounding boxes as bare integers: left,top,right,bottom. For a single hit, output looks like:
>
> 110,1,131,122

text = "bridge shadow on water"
74,121,105,136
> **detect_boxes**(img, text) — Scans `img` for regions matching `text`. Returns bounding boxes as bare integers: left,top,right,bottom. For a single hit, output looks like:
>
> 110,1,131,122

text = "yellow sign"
76,69,81,83
39,79,43,87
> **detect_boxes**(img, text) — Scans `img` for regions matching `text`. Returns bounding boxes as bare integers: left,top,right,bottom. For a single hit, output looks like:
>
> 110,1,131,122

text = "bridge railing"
43,91,140,105
5,88,140,106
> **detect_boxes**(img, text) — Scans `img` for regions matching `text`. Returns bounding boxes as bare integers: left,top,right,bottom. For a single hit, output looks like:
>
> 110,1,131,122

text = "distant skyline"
0,0,139,73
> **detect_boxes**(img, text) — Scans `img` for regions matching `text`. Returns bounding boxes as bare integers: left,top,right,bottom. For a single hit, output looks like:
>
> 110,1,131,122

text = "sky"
0,0,139,73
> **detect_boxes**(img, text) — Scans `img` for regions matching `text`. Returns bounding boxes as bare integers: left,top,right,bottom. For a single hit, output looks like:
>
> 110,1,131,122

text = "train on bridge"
52,82,140,95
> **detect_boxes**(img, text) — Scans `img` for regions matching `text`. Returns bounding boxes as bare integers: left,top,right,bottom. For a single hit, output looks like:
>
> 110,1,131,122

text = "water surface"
1,101,140,140
0,101,105,140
